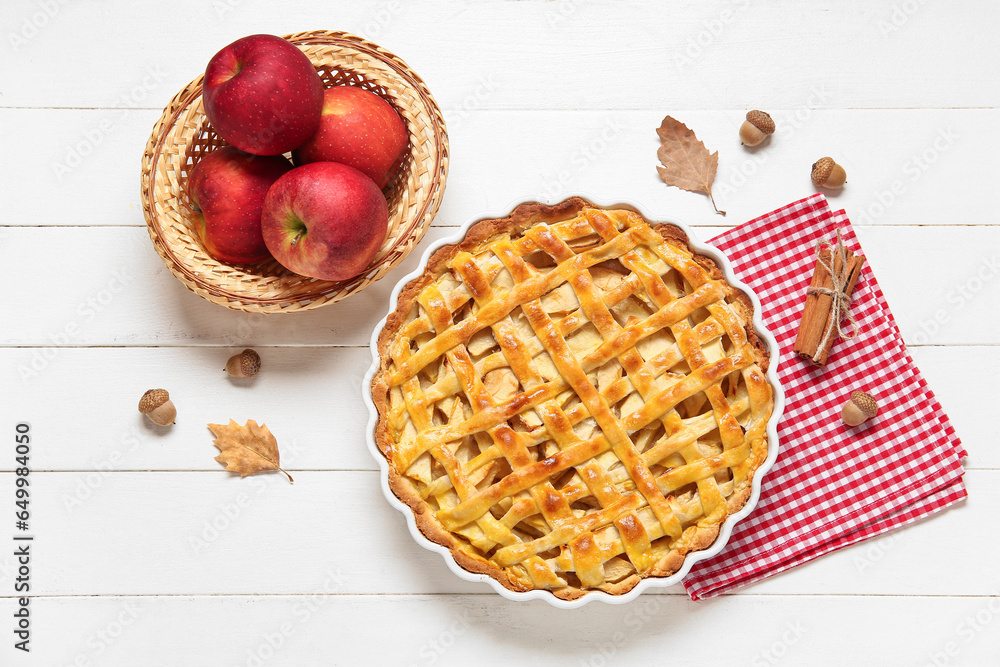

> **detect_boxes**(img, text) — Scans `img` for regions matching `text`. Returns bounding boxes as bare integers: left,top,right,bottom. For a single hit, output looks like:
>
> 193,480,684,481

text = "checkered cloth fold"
683,194,967,600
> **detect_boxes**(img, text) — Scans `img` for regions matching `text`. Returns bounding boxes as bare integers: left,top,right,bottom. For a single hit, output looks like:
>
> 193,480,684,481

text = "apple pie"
371,198,774,600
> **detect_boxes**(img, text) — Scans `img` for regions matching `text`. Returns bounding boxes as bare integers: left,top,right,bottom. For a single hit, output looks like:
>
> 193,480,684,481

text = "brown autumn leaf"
655,116,725,216
209,419,293,482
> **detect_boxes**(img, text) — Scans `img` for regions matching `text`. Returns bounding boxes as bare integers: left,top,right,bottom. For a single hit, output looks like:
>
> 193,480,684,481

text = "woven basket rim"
140,29,449,312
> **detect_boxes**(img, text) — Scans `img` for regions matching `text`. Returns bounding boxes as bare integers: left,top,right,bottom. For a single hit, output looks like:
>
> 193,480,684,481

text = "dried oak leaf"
209,419,293,483
655,116,725,216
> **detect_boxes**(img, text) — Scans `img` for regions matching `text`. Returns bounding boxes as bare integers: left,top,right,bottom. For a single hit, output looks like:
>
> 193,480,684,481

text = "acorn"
139,389,176,426
841,391,878,427
226,349,261,378
811,157,847,189
740,110,775,146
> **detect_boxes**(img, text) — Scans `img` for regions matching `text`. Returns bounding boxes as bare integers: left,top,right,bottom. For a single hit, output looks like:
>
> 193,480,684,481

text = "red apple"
188,146,293,264
203,34,324,156
261,162,389,281
291,86,408,188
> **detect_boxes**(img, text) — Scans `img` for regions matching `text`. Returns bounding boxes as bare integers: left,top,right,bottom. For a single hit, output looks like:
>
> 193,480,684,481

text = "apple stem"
290,229,305,247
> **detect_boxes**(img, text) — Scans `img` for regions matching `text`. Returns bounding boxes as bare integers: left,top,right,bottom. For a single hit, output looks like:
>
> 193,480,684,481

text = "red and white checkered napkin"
683,194,967,600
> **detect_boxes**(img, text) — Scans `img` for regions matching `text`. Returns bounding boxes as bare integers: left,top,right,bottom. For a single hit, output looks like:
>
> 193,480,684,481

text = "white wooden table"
2,1,998,664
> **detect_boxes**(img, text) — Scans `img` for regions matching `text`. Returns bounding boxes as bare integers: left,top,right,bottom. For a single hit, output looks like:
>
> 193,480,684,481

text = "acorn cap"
138,388,170,414
238,349,261,376
746,110,775,135
811,157,836,186
850,390,879,417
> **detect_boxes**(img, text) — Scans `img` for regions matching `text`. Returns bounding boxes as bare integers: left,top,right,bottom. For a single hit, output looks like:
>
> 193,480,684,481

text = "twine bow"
807,228,859,361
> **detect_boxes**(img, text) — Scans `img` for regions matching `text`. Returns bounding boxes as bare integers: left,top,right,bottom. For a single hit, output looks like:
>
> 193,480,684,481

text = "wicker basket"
140,30,449,313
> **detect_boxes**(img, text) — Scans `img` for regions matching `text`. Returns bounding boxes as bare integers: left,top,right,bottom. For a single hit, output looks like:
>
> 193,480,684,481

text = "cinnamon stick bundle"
793,243,865,367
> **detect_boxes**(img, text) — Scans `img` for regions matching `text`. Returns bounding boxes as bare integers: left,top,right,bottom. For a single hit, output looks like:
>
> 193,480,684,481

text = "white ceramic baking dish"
362,196,785,608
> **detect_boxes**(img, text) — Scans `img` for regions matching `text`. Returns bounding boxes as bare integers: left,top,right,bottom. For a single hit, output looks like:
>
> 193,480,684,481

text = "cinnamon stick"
793,246,865,367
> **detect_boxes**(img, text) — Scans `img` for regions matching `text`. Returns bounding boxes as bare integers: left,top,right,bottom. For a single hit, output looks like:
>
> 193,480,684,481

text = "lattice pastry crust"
372,198,773,600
